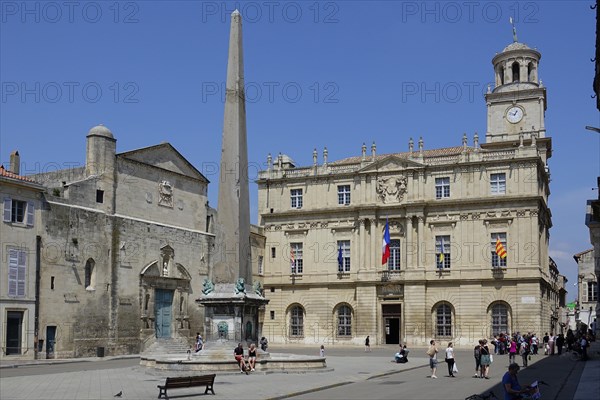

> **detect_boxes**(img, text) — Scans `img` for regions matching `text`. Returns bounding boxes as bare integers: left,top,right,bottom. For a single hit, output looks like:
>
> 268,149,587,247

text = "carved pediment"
359,155,423,173
118,143,208,182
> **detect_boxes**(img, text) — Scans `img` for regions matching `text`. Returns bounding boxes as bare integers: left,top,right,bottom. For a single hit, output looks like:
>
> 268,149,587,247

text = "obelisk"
214,9,251,285
198,10,267,344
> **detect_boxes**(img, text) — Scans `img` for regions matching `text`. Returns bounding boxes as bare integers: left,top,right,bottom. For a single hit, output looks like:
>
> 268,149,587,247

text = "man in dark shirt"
502,363,535,400
233,343,247,373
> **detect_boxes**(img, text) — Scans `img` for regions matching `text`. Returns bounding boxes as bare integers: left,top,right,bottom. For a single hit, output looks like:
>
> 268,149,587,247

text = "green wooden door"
155,289,173,338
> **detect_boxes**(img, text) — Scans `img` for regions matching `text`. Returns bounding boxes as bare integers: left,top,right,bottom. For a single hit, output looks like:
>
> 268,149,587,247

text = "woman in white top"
445,342,456,377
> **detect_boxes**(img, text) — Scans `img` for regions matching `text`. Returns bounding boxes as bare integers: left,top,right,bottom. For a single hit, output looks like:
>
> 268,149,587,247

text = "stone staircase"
142,337,191,356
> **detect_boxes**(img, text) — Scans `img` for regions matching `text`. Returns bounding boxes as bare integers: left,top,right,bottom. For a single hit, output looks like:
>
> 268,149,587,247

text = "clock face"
506,106,524,124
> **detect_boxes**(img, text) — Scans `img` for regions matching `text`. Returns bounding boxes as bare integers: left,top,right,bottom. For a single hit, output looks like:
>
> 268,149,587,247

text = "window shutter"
17,251,27,296
26,201,35,227
3,198,11,222
8,249,18,296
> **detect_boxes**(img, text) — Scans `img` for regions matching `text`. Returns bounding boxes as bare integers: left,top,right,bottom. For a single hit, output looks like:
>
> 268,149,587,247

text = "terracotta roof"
0,165,37,183
331,146,473,165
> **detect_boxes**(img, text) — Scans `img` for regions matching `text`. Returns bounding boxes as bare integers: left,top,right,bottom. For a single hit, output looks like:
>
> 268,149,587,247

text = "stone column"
405,216,413,269
417,216,425,268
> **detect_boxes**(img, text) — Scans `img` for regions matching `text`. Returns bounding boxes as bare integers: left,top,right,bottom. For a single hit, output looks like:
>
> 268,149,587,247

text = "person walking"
508,338,517,365
473,340,482,378
580,335,589,361
556,333,565,355
365,335,371,352
445,342,456,377
531,334,538,355
548,333,556,355
427,339,439,378
480,339,491,379
519,340,529,367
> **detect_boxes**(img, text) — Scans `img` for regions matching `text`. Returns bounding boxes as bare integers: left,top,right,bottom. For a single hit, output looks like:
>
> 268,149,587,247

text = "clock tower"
484,41,547,144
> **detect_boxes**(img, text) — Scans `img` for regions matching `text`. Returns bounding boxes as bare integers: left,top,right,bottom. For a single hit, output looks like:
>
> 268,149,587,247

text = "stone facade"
574,249,598,331
23,126,217,358
256,41,564,348
0,161,44,360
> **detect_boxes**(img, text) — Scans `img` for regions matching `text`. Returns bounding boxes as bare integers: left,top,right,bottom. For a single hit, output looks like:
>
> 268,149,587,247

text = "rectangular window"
290,243,303,274
337,240,351,272
271,247,276,259
436,304,452,337
491,233,508,268
270,310,275,320
490,173,506,195
435,235,451,269
258,256,264,275
3,198,34,226
8,248,26,297
290,189,303,209
388,239,401,271
96,190,104,203
337,306,352,336
337,185,351,205
587,281,599,302
435,177,450,199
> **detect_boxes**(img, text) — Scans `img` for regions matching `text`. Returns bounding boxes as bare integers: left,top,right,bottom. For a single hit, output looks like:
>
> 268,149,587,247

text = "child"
320,345,325,357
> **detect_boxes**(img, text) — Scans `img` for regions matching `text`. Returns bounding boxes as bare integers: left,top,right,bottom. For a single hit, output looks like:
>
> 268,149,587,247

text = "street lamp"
586,126,600,195
586,126,600,134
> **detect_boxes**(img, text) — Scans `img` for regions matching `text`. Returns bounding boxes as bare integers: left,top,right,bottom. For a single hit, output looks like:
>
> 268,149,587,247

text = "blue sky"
1,1,598,300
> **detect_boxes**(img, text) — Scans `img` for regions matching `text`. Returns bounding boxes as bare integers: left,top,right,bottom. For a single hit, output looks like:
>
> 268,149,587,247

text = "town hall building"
257,40,566,347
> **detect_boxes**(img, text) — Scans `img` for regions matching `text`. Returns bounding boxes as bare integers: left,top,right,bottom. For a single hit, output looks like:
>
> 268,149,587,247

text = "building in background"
573,249,597,331
583,0,600,338
0,153,44,360
257,39,564,347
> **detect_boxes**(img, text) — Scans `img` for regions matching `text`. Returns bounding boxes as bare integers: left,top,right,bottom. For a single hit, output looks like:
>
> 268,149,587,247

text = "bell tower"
485,40,547,144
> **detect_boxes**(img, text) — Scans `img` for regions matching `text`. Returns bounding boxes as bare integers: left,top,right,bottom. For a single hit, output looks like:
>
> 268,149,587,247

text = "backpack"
520,342,528,355
474,345,481,358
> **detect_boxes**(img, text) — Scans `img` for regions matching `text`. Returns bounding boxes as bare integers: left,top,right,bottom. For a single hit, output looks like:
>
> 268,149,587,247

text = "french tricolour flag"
382,218,390,265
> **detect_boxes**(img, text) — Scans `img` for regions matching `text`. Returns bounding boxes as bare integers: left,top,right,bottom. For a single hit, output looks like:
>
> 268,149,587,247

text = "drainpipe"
34,235,41,359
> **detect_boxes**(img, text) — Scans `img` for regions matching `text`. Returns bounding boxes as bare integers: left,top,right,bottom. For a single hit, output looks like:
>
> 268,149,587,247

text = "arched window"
290,305,304,337
511,62,520,82
499,66,505,85
436,303,452,337
527,62,536,82
337,305,352,336
84,258,96,290
491,303,509,335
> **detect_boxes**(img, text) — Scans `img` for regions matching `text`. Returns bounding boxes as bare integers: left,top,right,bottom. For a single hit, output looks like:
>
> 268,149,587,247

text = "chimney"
9,151,20,175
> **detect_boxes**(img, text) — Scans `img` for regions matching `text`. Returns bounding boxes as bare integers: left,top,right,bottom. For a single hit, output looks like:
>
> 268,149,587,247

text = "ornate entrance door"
382,304,401,344
155,289,173,338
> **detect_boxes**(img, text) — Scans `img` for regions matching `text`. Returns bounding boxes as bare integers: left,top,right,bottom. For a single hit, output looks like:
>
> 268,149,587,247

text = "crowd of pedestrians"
420,324,596,382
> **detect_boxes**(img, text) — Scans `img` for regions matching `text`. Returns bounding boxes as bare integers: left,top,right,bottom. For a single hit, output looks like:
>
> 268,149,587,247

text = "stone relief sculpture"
202,278,214,295
376,175,408,203
234,277,246,294
158,180,174,207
